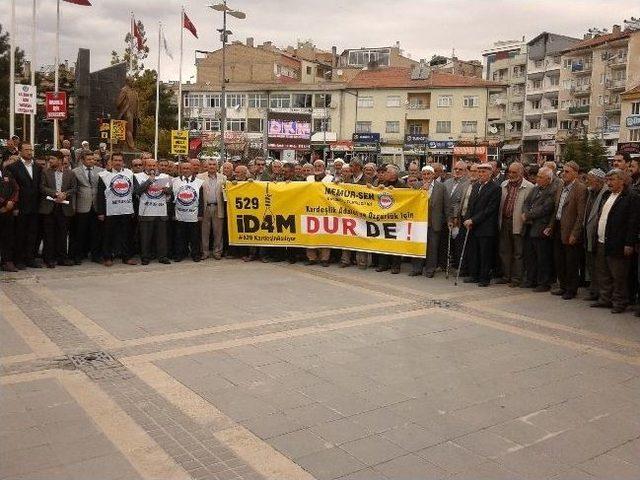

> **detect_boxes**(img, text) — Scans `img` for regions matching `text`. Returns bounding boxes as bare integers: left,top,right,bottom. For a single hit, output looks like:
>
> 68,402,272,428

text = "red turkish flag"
132,18,144,50
62,0,92,5
183,12,198,39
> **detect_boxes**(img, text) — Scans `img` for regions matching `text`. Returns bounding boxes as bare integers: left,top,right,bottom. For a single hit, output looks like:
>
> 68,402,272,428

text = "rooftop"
563,29,632,53
347,67,505,89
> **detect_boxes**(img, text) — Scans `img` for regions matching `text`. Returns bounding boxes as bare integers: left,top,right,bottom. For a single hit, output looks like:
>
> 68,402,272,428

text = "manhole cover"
69,351,130,380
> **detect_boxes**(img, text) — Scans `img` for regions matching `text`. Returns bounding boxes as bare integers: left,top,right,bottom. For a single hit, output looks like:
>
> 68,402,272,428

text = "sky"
1,0,638,82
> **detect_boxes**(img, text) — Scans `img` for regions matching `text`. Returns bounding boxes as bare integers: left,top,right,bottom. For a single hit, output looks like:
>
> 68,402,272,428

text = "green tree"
0,24,26,139
430,55,448,66
587,138,608,170
562,135,581,165
110,19,150,77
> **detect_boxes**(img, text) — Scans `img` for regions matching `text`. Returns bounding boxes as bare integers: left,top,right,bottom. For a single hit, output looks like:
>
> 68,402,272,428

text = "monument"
115,78,139,150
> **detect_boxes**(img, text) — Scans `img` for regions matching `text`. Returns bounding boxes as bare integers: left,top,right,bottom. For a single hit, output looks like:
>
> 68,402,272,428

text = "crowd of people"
1,135,639,317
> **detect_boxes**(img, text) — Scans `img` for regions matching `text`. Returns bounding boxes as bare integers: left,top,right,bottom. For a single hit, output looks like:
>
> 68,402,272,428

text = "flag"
183,12,198,39
161,27,173,60
132,17,144,50
62,0,92,5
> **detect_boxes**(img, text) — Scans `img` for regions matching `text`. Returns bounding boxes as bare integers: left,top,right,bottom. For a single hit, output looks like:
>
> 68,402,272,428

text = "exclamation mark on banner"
407,222,412,241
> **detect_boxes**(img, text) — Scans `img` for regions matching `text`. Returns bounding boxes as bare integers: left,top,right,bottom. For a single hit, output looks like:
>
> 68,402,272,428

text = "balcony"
543,106,558,116
527,85,544,96
524,107,542,117
571,63,592,75
541,127,558,137
568,105,590,115
512,74,526,84
523,126,542,137
571,84,591,96
527,60,546,75
407,102,429,110
608,55,627,69
604,102,621,113
605,79,626,92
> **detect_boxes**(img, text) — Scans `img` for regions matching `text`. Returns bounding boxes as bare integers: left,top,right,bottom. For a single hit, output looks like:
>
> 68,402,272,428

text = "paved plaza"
1,259,640,480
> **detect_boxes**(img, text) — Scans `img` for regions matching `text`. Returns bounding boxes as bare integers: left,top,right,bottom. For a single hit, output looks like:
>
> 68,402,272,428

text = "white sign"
282,150,296,162
15,84,37,115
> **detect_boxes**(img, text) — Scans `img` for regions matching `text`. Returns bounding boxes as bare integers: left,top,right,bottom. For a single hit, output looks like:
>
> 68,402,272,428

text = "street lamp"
209,1,246,162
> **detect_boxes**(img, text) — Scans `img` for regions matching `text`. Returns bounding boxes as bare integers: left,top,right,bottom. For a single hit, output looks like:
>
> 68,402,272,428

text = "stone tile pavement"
1,259,640,479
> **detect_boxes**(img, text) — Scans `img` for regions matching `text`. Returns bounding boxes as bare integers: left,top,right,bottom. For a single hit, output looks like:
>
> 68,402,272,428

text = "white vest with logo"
135,172,169,217
173,176,203,223
99,168,134,216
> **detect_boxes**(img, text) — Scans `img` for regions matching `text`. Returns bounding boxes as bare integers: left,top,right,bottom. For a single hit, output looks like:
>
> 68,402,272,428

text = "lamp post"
209,1,245,162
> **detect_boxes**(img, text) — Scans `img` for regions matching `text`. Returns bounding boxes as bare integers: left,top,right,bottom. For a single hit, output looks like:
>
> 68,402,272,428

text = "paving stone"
339,435,407,466
269,429,332,459
454,429,520,458
380,423,445,452
579,454,640,480
372,453,447,479
416,441,486,475
295,447,366,480
310,418,374,445
240,412,306,439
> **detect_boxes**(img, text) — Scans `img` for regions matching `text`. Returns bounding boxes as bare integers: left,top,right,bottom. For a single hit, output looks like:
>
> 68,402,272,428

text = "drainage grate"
68,351,131,380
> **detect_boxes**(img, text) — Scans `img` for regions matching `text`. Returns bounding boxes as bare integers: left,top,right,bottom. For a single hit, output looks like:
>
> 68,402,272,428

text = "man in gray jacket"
497,162,533,287
72,153,103,264
583,168,607,301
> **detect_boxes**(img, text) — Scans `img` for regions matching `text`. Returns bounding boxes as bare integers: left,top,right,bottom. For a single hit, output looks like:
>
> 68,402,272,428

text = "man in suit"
374,165,406,274
444,161,469,269
72,153,103,264
497,162,534,287
0,168,19,272
410,165,450,278
592,169,640,313
6,143,42,269
198,159,226,260
551,161,587,300
522,167,560,291
39,153,77,268
583,169,608,301
97,153,138,267
463,162,501,287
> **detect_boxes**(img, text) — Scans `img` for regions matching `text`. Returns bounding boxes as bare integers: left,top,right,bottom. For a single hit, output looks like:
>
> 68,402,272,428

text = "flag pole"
9,0,16,138
53,0,60,149
129,12,134,75
178,7,183,131
154,22,161,159
30,0,37,146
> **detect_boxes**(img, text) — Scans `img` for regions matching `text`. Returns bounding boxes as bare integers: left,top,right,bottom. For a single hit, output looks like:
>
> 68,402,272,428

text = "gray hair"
538,166,553,180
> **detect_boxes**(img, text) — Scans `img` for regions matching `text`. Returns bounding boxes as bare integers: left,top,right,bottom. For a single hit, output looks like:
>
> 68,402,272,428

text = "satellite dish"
582,119,589,126
489,126,498,134
506,122,513,131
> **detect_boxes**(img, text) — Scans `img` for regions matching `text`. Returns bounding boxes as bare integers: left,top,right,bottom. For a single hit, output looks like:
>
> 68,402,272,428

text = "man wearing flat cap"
583,168,607,301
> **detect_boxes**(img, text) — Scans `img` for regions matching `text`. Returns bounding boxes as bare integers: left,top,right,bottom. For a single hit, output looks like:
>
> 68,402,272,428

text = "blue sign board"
626,115,640,128
352,133,380,143
404,133,429,145
428,141,455,150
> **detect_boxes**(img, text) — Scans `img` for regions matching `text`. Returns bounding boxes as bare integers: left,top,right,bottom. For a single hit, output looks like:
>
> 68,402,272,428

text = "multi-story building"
558,26,640,157
342,66,506,167
620,84,640,153
523,32,580,162
481,39,528,158
334,44,418,82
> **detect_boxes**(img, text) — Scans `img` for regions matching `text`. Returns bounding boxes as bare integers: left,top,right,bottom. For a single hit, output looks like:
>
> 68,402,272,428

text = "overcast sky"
1,0,638,82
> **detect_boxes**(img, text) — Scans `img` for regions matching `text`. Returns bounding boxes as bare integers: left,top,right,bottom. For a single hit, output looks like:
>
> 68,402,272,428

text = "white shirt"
207,174,219,205
556,180,574,220
21,158,33,179
54,170,63,192
597,192,619,244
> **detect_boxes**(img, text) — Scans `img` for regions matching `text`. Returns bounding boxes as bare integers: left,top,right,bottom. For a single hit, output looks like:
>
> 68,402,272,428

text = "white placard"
15,84,37,115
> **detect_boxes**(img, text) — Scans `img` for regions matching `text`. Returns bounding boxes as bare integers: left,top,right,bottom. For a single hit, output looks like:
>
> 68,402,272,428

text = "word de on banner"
15,84,37,115
171,130,189,155
45,92,67,120
226,182,428,257
110,120,127,142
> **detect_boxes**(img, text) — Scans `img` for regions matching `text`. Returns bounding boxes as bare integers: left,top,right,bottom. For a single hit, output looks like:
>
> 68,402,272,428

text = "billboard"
45,92,67,120
267,112,311,150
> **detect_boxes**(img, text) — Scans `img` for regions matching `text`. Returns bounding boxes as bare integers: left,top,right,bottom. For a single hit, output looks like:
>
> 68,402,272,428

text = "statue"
116,78,139,150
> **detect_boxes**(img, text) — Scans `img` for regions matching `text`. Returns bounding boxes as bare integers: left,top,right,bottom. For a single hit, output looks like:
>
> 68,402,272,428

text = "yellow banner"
110,120,127,142
171,130,189,155
226,181,428,257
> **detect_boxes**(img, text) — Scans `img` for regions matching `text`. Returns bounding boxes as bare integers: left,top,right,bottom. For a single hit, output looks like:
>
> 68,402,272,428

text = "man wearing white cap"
583,168,607,301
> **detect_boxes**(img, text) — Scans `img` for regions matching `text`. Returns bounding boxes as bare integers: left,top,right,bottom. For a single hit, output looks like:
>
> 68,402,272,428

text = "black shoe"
424,271,435,278
174,257,183,262
634,309,640,317
141,258,150,265
26,260,43,269
611,306,626,314
74,258,82,265
60,259,74,267
390,267,401,274
590,302,612,308
375,266,389,272
562,292,576,300
339,263,350,268
583,294,599,301
321,261,330,267
15,263,26,270
192,256,201,262
520,282,534,288
463,277,479,283
45,263,55,269
493,278,509,285
533,285,550,292
304,260,317,266
478,282,490,287
551,288,565,296
408,271,421,277
158,257,171,264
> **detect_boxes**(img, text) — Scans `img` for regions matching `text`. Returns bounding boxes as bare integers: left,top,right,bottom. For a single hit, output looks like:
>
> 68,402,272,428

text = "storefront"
402,134,429,169
352,133,381,164
500,142,522,164
427,140,455,170
380,146,404,167
453,145,488,164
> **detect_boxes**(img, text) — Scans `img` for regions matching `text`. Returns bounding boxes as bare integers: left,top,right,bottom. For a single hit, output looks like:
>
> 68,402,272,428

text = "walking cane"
445,229,452,280
454,227,470,286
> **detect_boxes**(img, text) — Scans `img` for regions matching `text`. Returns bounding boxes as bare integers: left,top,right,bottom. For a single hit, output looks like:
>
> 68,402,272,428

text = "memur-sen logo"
378,193,394,209
176,185,197,206
110,175,131,197
145,182,164,199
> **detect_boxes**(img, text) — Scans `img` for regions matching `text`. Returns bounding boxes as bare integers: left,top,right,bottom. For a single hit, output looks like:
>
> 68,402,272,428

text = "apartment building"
620,85,640,153
342,66,505,167
558,26,640,157
523,32,580,162
481,39,528,158
334,44,418,82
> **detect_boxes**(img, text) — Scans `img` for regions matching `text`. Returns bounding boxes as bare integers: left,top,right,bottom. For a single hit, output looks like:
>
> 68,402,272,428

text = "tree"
110,20,149,77
562,135,581,165
430,55,448,66
0,24,26,139
587,138,608,170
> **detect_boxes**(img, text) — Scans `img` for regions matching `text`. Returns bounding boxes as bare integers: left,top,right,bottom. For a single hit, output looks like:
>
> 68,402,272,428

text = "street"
1,259,640,480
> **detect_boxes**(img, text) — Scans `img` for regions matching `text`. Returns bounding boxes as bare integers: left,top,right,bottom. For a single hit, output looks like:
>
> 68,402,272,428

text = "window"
437,95,453,107
630,129,640,142
532,79,542,90
386,96,401,108
247,118,264,133
529,120,540,130
185,93,203,108
548,76,559,87
560,120,571,130
546,118,557,129
225,94,245,108
561,100,570,110
203,93,221,108
357,96,374,108
550,98,558,109
385,121,399,133
598,95,604,106
306,66,312,75
346,48,390,67
461,121,477,133
203,118,220,131
436,121,451,133
313,118,331,132
314,94,331,108
226,119,246,131
292,94,312,108
632,101,640,115
531,99,541,110
407,123,422,134
463,96,479,108
355,121,372,133
513,66,525,77
270,93,290,108
248,94,267,108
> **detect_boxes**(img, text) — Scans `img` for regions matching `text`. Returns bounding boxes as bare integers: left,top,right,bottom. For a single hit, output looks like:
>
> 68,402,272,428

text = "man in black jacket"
0,168,19,272
6,143,42,269
591,169,640,314
463,162,501,287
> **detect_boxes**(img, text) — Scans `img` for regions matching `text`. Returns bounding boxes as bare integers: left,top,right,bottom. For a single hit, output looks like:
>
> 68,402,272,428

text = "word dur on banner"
226,182,428,257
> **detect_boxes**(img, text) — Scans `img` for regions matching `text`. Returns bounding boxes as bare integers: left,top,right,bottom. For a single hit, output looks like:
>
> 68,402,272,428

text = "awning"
501,143,522,152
